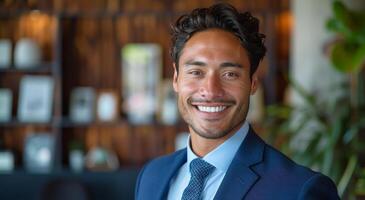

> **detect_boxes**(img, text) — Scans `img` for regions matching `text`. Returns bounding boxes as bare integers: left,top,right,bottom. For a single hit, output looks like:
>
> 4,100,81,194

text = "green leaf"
326,18,341,32
266,105,292,119
332,1,352,30
333,1,347,21
338,155,358,197
322,145,334,175
343,127,358,144
330,42,365,72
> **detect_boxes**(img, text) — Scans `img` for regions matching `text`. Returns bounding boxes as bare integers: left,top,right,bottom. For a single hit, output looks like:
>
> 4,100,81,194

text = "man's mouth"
197,106,227,113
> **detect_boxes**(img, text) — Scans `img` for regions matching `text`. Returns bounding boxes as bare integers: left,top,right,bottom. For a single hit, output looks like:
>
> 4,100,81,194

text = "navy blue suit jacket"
135,128,340,200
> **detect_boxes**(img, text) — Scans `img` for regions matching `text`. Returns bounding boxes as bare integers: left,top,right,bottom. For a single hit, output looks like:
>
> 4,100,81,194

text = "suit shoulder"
261,142,322,180
135,149,186,199
298,173,340,199
251,142,339,198
143,149,186,172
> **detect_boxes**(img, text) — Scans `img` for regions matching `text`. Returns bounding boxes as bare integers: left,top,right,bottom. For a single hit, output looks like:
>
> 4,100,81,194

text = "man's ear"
173,63,178,92
250,73,259,95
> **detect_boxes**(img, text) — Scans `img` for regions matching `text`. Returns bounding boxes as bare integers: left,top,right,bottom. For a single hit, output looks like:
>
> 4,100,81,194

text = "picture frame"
24,133,55,173
0,88,12,122
69,87,96,123
121,43,162,124
17,75,54,123
96,89,119,122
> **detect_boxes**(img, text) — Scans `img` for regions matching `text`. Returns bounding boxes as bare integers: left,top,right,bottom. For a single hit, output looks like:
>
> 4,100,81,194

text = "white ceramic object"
0,151,14,173
14,38,41,68
69,150,84,173
0,39,12,68
97,92,117,122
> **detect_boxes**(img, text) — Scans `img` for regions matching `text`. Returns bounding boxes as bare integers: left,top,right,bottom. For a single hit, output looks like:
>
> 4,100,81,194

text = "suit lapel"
155,149,187,199
214,128,265,200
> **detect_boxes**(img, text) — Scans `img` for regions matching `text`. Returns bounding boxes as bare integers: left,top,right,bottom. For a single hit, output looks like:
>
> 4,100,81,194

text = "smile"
197,106,227,113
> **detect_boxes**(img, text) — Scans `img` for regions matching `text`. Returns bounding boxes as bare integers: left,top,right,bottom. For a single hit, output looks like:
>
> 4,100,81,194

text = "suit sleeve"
298,173,340,200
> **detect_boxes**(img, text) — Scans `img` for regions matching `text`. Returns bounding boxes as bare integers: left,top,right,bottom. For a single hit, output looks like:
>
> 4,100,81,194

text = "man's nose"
199,73,224,99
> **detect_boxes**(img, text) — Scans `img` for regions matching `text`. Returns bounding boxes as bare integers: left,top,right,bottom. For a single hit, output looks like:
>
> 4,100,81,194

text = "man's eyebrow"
183,60,206,67
182,60,243,68
220,62,243,68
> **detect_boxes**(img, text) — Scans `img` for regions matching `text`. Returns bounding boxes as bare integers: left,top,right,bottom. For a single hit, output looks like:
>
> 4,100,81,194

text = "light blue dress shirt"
167,121,249,200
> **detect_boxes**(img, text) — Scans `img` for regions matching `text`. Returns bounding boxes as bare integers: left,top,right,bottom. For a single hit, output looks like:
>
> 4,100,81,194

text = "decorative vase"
14,38,41,69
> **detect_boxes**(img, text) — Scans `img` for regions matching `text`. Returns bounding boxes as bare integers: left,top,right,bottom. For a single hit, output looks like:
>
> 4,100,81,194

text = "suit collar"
156,149,187,199
214,127,265,200
154,127,265,200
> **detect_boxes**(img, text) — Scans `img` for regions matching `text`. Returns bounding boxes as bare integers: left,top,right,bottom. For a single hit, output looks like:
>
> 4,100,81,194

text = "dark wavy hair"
171,3,266,76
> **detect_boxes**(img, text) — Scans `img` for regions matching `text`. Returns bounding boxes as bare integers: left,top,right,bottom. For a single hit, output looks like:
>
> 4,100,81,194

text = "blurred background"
0,0,364,199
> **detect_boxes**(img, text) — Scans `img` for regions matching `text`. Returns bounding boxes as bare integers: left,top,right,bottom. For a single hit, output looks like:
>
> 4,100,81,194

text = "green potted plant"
265,1,365,198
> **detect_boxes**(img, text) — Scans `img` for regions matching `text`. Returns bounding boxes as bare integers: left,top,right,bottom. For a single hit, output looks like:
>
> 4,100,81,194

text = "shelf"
0,118,185,129
61,118,128,128
0,63,56,74
0,119,58,128
60,118,185,128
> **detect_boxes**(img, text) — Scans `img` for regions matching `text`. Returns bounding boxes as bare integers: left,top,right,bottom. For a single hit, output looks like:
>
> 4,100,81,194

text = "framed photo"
0,88,12,122
96,90,119,122
17,75,54,123
69,87,96,123
121,43,162,124
24,133,55,173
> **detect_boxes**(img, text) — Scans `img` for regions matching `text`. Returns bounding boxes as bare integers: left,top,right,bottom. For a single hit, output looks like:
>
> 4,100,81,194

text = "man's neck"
189,124,243,157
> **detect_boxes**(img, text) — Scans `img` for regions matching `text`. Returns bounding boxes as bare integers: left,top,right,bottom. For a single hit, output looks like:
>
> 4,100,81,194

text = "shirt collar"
186,121,249,173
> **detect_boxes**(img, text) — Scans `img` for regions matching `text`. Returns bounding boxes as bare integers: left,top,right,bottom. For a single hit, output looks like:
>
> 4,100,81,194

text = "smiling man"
135,3,339,200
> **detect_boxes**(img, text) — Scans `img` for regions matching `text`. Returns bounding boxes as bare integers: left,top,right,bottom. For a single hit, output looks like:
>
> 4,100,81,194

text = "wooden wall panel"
0,0,289,13
99,18,119,89
0,18,16,40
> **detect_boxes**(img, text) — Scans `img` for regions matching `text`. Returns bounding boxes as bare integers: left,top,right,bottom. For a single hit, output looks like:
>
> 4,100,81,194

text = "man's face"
173,29,258,140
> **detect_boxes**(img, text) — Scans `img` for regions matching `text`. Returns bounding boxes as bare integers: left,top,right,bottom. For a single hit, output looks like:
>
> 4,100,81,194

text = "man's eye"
189,70,202,76
223,72,238,79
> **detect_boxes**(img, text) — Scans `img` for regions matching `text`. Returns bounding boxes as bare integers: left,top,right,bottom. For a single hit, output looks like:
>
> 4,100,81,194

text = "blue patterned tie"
181,158,216,200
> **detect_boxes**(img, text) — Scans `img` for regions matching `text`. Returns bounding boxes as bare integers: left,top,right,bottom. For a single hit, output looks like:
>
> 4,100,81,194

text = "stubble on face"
177,93,250,140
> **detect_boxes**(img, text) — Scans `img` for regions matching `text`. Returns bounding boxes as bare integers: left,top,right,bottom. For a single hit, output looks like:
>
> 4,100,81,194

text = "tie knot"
181,158,215,200
190,158,215,178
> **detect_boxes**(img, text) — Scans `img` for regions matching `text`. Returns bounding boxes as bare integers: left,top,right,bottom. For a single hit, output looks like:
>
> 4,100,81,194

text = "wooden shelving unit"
0,0,290,172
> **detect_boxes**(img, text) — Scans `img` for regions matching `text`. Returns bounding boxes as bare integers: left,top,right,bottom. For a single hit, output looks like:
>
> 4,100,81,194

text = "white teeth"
197,106,227,113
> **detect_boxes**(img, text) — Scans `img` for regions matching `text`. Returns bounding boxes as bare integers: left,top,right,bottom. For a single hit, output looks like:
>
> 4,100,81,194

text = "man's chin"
190,125,230,140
